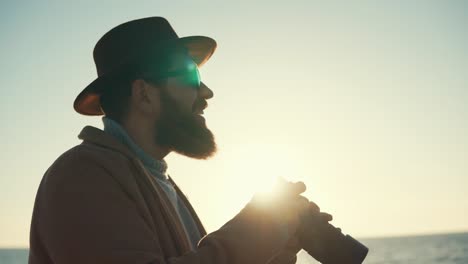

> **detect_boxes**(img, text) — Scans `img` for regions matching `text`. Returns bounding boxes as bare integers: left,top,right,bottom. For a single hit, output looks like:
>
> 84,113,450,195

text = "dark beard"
155,89,217,159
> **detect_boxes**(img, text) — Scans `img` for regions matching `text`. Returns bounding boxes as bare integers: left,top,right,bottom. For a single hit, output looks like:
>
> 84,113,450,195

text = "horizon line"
2,229,468,249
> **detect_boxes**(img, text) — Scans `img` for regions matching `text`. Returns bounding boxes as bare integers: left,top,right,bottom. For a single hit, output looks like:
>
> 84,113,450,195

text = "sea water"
2,232,467,264
298,232,468,264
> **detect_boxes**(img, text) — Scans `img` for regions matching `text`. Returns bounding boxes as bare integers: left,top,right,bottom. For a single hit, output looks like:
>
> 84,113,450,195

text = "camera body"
297,210,369,264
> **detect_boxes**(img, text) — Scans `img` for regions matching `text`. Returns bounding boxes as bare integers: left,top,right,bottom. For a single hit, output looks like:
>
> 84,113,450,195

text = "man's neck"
121,118,170,161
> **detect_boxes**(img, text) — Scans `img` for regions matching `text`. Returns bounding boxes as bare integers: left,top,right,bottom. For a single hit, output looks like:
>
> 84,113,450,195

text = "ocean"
1,232,467,264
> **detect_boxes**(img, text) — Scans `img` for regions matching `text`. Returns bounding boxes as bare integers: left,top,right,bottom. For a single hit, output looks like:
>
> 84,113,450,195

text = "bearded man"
28,17,316,264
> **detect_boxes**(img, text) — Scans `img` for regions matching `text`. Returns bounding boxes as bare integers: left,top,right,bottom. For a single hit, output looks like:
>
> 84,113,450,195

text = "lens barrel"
297,210,369,264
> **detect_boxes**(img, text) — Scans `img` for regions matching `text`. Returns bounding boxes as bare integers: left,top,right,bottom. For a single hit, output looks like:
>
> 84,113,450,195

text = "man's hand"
267,237,302,264
260,187,333,264
249,180,311,237
198,179,331,264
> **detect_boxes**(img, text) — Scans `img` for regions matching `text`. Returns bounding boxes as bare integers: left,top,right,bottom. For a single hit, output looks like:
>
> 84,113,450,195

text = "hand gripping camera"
297,209,369,264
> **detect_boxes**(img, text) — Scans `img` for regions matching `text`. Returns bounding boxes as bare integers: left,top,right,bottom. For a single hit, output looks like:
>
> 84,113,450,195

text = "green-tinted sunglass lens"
182,63,201,88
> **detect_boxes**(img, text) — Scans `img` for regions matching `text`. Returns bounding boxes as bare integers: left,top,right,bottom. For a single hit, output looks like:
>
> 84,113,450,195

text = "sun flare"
221,142,303,208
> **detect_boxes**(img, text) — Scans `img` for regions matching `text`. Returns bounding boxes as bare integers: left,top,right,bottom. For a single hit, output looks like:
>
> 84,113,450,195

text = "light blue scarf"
102,117,168,180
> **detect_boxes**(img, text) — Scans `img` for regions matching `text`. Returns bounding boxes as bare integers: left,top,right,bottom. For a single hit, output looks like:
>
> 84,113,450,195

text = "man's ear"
131,79,151,103
129,79,160,115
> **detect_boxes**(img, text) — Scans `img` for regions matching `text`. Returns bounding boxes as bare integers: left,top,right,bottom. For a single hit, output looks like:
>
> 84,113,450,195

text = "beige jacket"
29,126,299,264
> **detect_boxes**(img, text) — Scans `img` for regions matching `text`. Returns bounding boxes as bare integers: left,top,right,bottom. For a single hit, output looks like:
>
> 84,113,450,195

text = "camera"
297,209,369,264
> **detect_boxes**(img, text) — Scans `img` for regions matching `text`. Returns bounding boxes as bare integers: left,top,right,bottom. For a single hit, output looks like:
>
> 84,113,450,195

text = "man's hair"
99,77,133,124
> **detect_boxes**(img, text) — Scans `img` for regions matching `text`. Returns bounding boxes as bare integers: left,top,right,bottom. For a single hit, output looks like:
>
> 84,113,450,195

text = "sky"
1,0,467,248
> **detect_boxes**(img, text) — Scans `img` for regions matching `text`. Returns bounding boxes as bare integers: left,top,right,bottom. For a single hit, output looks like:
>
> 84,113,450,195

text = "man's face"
152,53,217,159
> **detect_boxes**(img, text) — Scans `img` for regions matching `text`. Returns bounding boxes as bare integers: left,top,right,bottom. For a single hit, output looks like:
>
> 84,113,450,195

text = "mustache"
192,99,208,112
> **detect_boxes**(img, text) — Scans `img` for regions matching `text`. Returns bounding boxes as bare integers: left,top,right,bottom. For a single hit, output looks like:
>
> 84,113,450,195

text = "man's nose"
199,82,214,100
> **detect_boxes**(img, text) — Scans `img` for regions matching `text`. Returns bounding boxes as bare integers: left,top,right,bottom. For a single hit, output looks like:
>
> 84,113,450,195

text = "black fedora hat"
74,17,217,116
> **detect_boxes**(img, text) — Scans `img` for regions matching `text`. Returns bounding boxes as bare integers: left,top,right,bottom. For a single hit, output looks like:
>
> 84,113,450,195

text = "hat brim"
74,36,217,116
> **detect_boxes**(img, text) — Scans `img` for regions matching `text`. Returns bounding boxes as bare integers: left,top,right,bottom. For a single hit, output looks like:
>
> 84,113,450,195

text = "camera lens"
297,210,368,264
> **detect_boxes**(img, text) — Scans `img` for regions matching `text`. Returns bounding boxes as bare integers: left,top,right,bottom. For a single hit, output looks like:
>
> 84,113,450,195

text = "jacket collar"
78,125,137,159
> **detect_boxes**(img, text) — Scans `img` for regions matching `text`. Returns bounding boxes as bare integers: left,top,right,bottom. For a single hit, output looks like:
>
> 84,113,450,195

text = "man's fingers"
295,195,310,213
278,181,306,196
319,212,333,222
285,196,309,218
284,195,310,232
291,181,306,195
308,201,320,213
273,179,307,197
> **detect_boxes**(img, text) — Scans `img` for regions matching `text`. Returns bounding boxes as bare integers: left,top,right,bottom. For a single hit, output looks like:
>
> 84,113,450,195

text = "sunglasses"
141,58,201,89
